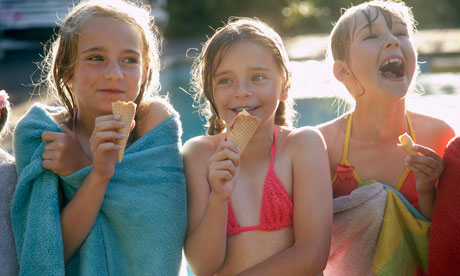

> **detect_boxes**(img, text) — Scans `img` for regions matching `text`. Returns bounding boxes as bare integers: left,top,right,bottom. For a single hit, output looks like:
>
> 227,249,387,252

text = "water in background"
160,60,460,144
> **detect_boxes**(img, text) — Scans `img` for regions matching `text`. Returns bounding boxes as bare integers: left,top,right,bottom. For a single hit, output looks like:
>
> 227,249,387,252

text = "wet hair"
329,0,416,61
190,17,296,135
40,0,162,127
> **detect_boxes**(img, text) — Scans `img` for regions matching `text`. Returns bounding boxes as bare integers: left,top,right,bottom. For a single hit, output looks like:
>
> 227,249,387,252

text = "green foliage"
165,0,460,38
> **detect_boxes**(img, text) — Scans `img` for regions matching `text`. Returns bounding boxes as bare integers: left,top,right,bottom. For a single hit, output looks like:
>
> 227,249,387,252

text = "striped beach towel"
372,185,430,276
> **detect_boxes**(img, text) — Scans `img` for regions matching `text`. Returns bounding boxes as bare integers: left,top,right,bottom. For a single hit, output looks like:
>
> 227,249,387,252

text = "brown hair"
190,17,296,135
40,0,162,127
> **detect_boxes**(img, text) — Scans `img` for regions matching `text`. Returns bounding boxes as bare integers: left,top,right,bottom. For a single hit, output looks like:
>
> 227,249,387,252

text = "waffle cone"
397,132,417,155
112,100,137,162
227,110,260,154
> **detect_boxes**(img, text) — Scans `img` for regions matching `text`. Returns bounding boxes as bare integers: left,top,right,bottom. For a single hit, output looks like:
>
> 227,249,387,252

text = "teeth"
381,58,402,67
235,107,256,112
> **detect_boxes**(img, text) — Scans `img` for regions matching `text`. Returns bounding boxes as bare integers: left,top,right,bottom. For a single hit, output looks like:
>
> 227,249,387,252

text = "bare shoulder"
408,111,456,154
183,134,222,164
285,126,325,146
281,126,328,159
317,113,349,145
137,97,176,136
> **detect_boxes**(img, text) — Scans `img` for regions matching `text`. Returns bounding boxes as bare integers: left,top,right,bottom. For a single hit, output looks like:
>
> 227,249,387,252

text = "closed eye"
394,32,408,37
363,34,377,40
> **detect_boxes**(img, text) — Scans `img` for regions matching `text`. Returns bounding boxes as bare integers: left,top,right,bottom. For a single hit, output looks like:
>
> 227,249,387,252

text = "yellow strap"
332,112,364,185
341,112,353,163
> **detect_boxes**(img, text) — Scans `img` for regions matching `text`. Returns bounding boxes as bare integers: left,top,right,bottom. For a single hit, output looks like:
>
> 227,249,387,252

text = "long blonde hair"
329,0,416,62
40,0,162,124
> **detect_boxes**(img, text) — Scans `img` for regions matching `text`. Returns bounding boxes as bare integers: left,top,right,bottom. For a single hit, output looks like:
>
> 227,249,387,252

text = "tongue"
381,71,397,78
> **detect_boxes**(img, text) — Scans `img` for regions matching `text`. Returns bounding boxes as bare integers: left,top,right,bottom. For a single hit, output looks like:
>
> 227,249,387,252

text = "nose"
104,60,123,80
385,33,400,49
234,80,252,98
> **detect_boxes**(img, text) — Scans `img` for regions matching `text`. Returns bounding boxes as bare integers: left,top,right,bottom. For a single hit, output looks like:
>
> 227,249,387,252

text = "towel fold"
372,185,430,276
325,182,430,276
12,103,187,276
324,183,387,276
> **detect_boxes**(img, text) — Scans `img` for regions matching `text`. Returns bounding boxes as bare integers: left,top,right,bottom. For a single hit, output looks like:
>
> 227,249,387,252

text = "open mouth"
379,58,404,78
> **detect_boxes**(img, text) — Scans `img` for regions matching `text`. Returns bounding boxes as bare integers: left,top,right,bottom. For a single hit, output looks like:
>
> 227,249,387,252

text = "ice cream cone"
112,100,137,162
227,109,260,154
397,132,417,155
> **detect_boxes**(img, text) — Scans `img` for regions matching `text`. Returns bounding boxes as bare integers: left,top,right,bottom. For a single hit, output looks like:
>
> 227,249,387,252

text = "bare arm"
58,115,123,261
407,120,455,219
184,138,240,276
236,127,333,276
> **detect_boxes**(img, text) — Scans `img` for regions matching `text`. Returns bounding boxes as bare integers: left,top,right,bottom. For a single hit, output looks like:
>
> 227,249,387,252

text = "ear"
280,81,289,102
333,60,353,84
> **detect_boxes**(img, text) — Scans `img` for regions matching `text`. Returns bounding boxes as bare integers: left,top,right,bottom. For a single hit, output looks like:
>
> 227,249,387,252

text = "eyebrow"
81,46,141,56
214,67,270,78
354,19,407,37
355,24,371,37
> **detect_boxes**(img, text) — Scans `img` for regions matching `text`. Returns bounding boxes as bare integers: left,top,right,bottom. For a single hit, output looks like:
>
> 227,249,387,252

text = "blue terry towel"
12,103,187,276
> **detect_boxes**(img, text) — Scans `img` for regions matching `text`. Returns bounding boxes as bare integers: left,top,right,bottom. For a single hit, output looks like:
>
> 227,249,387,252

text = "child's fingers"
91,131,124,149
94,119,125,132
406,154,443,178
42,159,55,171
93,142,122,156
209,159,237,177
407,154,442,171
208,170,233,184
212,142,240,166
413,144,442,161
216,141,240,155
94,114,121,124
407,162,437,177
42,150,58,161
41,131,61,142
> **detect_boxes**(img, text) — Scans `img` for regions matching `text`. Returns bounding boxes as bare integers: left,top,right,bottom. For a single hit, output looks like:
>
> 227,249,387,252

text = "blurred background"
1,0,459,148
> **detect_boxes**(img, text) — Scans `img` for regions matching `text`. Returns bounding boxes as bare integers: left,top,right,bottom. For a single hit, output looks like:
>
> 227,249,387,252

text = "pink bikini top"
227,126,294,235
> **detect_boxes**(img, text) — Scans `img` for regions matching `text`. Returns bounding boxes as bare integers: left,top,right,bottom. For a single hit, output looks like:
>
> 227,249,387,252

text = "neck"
74,109,98,139
352,98,408,142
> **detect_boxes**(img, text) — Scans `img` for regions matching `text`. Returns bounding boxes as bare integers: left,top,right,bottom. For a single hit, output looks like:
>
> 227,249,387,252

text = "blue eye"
252,74,266,81
87,55,103,61
122,57,139,64
217,78,232,85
